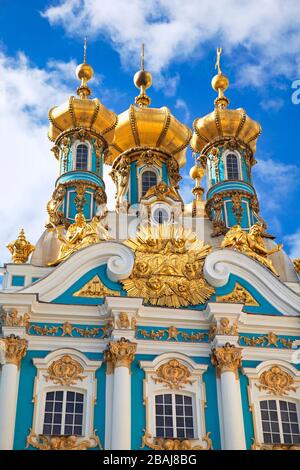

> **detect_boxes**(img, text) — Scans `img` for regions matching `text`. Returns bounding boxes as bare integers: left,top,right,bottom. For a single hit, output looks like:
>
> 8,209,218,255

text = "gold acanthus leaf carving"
153,359,194,390
141,430,212,450
256,366,297,396
221,223,282,277
216,283,259,306
26,430,101,450
122,224,215,308
251,439,300,450
0,334,28,368
107,337,137,369
73,275,120,298
294,259,300,275
211,343,242,379
46,355,85,386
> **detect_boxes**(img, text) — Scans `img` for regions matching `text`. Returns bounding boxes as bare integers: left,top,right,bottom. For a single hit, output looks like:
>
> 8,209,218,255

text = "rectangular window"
155,393,195,439
43,390,84,436
260,400,300,445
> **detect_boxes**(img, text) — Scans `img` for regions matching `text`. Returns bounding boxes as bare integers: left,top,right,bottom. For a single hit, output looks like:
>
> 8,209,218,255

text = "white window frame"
244,360,300,448
138,165,160,200
43,388,86,436
72,141,92,172
32,349,101,438
223,149,242,181
140,353,208,447
258,397,300,445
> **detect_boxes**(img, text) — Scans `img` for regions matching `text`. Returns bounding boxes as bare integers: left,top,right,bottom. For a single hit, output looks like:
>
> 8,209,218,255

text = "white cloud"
175,98,190,123
253,156,300,235
260,98,285,112
0,51,115,265
43,0,300,90
284,228,300,258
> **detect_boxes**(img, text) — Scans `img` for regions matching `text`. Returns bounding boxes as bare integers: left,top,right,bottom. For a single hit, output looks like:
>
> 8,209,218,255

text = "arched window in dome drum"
226,153,240,180
141,170,157,197
76,144,89,170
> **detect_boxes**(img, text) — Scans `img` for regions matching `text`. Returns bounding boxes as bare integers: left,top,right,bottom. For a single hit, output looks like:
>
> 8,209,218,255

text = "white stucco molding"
204,249,300,316
20,242,134,302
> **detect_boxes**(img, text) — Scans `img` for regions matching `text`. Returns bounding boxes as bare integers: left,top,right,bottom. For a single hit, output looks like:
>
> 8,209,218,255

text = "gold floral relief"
142,430,212,450
26,430,101,450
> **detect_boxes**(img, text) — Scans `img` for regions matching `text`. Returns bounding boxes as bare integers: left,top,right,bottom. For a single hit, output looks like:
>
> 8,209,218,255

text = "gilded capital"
104,348,114,375
107,337,137,370
211,343,242,379
0,334,28,368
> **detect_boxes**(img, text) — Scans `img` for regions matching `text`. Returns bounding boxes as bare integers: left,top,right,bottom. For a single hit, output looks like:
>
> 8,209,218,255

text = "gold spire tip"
133,43,152,107
76,36,94,99
211,47,230,109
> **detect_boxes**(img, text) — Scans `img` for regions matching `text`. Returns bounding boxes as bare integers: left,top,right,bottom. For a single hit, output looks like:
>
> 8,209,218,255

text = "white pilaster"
0,363,20,449
111,366,131,450
212,342,246,450
0,334,27,450
106,338,136,450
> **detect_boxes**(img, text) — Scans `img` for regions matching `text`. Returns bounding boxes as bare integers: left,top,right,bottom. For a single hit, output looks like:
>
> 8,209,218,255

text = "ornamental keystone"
211,342,242,379
107,337,137,369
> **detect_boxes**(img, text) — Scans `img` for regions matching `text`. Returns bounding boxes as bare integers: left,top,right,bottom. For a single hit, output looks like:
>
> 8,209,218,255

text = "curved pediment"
204,249,300,316
22,242,134,303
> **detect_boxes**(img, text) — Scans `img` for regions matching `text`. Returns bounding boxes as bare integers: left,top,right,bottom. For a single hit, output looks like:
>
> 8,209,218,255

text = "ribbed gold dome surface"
48,96,118,143
107,104,192,168
191,107,262,154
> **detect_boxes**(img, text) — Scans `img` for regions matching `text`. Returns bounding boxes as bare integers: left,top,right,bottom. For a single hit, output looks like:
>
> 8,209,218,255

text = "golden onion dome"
191,48,262,155
106,45,191,168
48,41,117,144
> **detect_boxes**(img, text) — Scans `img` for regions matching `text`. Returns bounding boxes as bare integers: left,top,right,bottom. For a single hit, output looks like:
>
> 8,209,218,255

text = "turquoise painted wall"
132,355,221,450
14,350,105,450
130,161,138,205
52,264,126,305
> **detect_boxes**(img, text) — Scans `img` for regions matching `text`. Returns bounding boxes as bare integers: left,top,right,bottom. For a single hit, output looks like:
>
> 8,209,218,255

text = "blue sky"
0,0,300,272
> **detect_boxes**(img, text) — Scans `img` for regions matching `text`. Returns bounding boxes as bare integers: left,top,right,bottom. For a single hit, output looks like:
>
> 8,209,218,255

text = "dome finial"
76,36,94,99
133,43,152,108
211,47,230,109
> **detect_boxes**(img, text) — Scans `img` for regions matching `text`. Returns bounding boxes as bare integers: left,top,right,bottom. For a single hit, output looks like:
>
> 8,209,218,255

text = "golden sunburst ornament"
122,224,214,308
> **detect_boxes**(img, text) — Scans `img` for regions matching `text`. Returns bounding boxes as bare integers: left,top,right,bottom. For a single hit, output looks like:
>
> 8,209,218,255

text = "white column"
107,338,137,450
104,351,114,450
111,366,131,450
212,343,246,450
0,335,27,450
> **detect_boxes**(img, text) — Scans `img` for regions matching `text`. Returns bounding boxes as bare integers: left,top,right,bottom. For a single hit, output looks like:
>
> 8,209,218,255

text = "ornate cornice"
211,343,242,378
106,337,137,369
0,334,28,368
